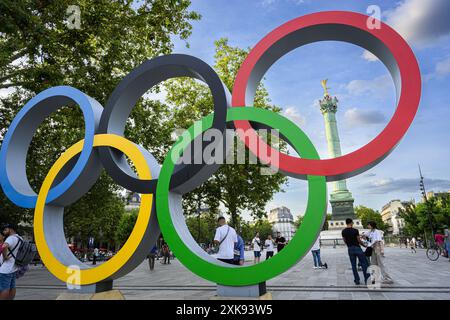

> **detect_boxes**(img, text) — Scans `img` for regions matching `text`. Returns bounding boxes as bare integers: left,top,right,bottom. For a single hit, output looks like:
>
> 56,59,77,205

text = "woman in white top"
365,221,393,284
410,237,417,253
252,232,262,264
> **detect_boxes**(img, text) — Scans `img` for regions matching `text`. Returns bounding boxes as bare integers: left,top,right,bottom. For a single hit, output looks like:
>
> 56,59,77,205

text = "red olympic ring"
232,11,421,181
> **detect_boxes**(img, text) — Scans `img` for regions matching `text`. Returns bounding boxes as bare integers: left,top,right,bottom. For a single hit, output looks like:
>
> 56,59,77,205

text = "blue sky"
170,0,450,218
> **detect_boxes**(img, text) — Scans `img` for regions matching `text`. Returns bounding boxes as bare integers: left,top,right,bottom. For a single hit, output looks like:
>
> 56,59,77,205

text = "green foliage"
165,38,288,228
185,211,218,244
0,0,199,245
399,195,450,237
295,213,330,231
355,205,388,232
294,215,303,229
115,209,138,246
240,219,273,243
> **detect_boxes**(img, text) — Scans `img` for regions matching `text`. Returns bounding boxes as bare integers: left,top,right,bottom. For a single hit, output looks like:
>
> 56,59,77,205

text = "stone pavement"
15,247,450,300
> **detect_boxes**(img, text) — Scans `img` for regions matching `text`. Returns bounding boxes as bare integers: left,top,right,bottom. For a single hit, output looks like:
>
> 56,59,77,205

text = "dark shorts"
254,251,261,258
0,272,16,291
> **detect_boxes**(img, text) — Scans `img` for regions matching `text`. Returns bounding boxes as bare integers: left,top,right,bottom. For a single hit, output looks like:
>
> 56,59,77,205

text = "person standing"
364,221,394,285
233,235,245,265
410,237,417,253
310,236,324,269
0,224,22,300
264,235,275,260
162,243,171,264
92,247,99,265
252,232,262,264
341,219,370,285
213,217,238,265
275,232,286,253
444,226,450,262
147,245,158,271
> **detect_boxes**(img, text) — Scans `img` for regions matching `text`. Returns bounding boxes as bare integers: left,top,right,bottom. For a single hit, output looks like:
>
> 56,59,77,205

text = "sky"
165,0,450,219
3,0,448,221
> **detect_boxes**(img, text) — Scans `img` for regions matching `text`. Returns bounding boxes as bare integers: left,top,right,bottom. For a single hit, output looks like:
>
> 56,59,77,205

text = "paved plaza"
15,247,450,300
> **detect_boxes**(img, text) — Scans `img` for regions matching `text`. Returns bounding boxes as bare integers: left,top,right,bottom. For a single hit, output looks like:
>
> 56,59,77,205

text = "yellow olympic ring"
34,134,153,285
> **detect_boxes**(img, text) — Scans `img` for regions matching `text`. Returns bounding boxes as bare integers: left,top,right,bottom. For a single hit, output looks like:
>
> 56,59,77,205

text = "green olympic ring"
156,107,327,286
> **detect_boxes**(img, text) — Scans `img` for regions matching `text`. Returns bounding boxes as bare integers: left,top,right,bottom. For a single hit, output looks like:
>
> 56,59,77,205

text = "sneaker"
354,281,360,285
313,266,318,269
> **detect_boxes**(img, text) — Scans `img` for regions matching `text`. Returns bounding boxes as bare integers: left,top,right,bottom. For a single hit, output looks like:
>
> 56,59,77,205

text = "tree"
399,195,450,238
295,213,330,231
239,218,273,243
252,219,273,241
355,205,387,233
165,38,288,228
398,203,421,237
294,215,303,229
0,1,200,242
185,211,217,245
64,172,126,249
115,209,138,246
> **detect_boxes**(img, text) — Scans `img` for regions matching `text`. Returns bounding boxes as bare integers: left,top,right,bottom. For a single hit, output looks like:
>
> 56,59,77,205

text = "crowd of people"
1,216,448,300
211,216,449,287
212,216,288,265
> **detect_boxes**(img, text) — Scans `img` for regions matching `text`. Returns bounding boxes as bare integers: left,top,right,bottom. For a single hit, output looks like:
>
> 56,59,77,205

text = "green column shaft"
323,111,348,193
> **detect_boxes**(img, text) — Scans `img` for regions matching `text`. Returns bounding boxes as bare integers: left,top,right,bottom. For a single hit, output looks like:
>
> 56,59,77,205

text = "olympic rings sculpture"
0,11,420,287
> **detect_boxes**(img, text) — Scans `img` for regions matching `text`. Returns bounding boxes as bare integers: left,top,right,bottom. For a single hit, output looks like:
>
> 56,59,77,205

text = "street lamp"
419,165,434,247
196,203,209,245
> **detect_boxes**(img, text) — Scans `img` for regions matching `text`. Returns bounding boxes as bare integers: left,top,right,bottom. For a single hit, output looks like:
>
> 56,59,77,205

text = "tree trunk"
229,205,238,231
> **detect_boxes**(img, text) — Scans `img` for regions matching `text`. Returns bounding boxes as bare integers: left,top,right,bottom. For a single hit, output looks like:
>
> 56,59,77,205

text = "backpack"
8,235,38,267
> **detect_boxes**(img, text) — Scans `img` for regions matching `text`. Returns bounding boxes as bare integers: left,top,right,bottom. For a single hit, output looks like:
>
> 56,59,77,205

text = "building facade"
268,206,297,241
125,191,141,211
380,200,411,235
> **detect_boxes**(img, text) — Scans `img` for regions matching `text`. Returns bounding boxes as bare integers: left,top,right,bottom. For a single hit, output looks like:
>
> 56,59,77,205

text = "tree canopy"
0,0,200,245
399,195,450,238
355,205,387,233
165,39,288,228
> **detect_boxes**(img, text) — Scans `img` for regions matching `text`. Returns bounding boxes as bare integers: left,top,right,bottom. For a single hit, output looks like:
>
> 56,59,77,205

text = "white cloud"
282,106,305,126
361,50,379,62
261,0,276,7
361,177,450,194
425,56,450,81
261,0,305,7
435,57,450,76
345,75,392,97
384,0,450,47
344,108,386,127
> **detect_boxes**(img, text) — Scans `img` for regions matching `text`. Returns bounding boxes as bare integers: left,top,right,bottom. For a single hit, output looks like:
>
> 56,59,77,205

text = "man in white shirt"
264,235,275,260
214,217,237,265
0,223,21,300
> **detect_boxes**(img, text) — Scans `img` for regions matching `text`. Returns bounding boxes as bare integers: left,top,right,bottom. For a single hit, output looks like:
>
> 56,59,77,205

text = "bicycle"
426,243,442,261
